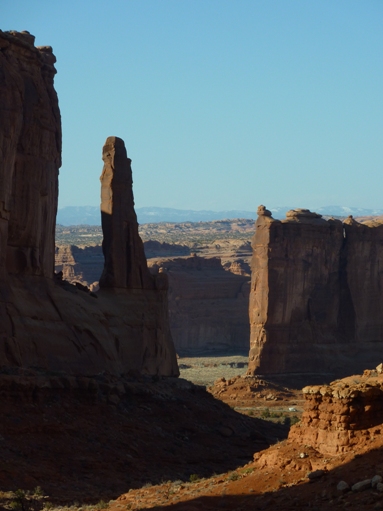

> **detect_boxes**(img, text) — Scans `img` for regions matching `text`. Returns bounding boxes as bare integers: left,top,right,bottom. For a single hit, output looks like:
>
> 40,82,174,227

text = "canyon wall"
55,242,190,287
54,248,251,354
149,256,250,354
248,205,383,377
0,31,178,376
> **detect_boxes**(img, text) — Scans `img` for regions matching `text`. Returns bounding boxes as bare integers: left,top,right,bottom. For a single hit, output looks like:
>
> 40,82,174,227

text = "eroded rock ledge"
289,366,383,455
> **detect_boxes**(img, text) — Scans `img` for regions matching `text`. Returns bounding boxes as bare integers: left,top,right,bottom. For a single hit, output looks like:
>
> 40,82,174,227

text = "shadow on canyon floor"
124,445,383,511
0,371,288,504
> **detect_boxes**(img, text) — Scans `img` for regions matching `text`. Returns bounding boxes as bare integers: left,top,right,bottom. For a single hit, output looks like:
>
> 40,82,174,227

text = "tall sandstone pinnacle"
248,205,383,378
0,31,178,376
99,137,153,289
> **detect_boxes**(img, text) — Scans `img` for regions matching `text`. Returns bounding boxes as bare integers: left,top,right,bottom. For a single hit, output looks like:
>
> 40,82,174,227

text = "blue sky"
3,1,383,213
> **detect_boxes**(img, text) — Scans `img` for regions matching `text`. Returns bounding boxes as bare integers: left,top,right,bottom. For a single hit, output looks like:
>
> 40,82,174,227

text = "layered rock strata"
149,256,250,354
55,242,190,287
249,205,383,376
289,368,383,455
55,245,104,286
0,32,178,376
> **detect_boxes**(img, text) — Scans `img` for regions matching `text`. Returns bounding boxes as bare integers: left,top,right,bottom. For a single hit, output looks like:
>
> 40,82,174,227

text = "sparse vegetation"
283,415,300,427
9,489,46,511
93,500,108,510
261,407,271,418
189,474,200,482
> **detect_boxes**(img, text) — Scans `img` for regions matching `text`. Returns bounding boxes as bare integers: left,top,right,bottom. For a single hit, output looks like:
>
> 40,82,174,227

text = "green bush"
261,408,270,418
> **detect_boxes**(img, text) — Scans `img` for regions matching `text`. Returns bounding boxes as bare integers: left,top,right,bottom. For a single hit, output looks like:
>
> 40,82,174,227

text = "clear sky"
3,0,383,213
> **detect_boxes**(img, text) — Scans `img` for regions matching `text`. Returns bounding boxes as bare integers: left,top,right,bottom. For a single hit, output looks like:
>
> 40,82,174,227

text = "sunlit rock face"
248,205,383,377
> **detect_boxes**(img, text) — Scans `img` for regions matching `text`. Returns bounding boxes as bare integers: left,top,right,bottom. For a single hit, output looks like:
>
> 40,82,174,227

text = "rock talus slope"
0,31,178,376
249,205,383,376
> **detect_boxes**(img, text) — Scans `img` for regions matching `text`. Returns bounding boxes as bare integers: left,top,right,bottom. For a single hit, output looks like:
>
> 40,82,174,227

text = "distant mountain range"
56,205,383,226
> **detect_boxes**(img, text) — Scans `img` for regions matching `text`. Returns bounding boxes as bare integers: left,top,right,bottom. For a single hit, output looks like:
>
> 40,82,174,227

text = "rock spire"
99,137,153,289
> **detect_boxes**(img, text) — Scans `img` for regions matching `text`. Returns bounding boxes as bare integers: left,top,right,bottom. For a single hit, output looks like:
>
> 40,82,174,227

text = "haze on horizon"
3,1,383,213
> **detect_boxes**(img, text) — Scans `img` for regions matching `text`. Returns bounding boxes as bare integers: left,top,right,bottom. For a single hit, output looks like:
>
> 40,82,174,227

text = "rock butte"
0,30,178,376
249,205,383,377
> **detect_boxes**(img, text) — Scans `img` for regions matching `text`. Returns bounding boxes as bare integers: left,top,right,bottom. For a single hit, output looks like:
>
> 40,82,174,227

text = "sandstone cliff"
0,30,61,278
248,205,383,377
0,32,178,376
149,256,250,354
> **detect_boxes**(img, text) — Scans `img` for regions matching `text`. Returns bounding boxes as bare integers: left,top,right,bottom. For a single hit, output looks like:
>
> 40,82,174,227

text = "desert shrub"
189,474,200,482
284,415,300,427
228,472,240,481
290,415,300,425
261,408,270,418
93,501,108,511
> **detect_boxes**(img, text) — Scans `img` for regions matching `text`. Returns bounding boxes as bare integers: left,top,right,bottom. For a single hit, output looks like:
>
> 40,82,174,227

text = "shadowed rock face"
149,256,250,354
248,206,383,377
0,30,61,278
100,137,153,289
0,33,178,376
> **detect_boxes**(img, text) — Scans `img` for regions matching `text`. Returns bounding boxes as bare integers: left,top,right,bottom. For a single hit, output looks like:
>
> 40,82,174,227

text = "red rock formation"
248,205,383,377
289,367,383,455
0,32,178,376
99,137,153,289
149,256,250,354
55,245,104,285
0,30,61,278
54,242,190,288
143,240,190,258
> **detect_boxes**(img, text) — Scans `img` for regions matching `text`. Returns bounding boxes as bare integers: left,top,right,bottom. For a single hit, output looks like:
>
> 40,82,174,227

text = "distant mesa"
56,206,257,225
56,204,383,226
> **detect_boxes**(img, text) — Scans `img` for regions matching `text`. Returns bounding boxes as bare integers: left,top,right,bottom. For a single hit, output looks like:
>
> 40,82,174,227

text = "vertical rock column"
0,30,61,278
248,206,344,375
99,136,154,289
